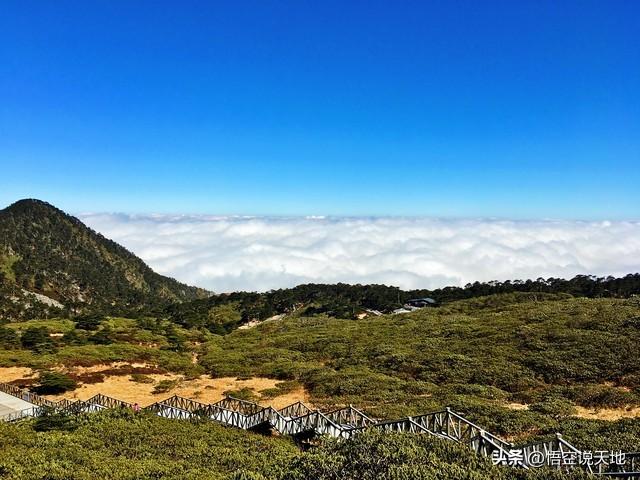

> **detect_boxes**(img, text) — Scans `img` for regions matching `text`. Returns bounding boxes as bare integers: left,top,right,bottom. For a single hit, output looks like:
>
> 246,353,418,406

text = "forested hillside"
0,199,207,319
166,274,640,332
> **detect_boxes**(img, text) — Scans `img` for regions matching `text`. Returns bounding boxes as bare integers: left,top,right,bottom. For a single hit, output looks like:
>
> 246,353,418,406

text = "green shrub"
260,381,300,400
0,410,298,479
530,397,576,419
282,429,592,480
32,409,77,432
152,379,178,394
130,373,154,384
0,413,599,479
33,370,77,395
564,384,639,408
223,387,258,401
20,326,54,352
230,472,267,480
74,314,103,331
0,326,19,349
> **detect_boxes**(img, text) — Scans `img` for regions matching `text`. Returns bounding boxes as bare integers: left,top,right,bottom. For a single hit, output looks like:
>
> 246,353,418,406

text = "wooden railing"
0,382,57,408
1,381,638,477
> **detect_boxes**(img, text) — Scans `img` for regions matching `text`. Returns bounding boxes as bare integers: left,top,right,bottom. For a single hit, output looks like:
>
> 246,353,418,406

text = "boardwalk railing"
0,381,58,408
1,381,638,478
0,406,46,422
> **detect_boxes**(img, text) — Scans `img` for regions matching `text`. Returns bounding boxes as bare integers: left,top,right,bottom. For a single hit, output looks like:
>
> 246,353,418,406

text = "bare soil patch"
504,401,640,420
0,364,312,409
573,406,640,421
0,366,36,381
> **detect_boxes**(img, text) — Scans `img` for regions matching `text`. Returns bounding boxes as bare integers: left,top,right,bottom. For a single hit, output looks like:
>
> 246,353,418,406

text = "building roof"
407,297,436,304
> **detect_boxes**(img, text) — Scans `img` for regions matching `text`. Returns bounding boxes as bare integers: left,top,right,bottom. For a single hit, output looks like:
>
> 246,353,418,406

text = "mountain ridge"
0,199,208,319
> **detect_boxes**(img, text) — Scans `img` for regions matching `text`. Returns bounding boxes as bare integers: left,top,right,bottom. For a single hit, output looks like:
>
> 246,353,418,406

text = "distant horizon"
5,198,640,223
77,209,640,293
3,198,639,292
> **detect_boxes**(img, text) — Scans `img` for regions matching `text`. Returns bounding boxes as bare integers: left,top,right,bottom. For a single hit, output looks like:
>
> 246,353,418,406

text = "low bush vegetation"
130,373,154,384
195,295,640,446
0,317,203,377
33,370,77,395
0,412,595,480
223,387,258,401
152,379,178,394
284,429,591,480
260,380,300,399
1,294,639,474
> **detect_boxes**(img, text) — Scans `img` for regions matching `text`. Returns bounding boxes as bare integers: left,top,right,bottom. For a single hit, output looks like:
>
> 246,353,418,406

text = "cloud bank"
79,214,640,293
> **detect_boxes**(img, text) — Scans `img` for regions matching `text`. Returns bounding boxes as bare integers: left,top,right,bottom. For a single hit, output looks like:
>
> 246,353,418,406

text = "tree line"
164,273,640,331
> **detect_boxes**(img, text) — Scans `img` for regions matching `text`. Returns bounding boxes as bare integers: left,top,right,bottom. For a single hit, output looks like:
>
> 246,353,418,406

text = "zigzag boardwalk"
0,382,638,478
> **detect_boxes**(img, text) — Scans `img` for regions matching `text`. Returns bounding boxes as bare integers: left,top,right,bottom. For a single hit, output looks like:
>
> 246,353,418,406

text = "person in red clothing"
132,402,140,412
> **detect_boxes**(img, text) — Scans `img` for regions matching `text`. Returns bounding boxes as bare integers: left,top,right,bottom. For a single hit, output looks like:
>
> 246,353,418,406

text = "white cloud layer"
79,214,640,293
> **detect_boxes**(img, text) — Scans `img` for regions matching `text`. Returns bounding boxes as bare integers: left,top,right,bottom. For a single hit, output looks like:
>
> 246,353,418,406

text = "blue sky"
1,1,639,218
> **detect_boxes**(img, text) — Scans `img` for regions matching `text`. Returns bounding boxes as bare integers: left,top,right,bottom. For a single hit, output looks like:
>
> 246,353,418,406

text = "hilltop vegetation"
196,294,640,449
0,316,205,378
165,274,640,331
2,294,640,453
0,199,207,319
0,297,639,479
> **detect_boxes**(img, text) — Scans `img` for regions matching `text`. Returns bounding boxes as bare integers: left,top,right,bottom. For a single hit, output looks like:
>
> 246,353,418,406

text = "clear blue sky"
1,1,638,218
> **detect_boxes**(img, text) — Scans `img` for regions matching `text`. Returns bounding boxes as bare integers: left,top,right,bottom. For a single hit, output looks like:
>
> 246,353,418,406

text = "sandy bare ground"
573,405,640,421
505,401,640,420
0,366,36,380
0,364,312,409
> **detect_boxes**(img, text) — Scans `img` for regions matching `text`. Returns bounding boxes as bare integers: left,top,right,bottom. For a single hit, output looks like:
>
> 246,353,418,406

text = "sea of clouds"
79,214,640,293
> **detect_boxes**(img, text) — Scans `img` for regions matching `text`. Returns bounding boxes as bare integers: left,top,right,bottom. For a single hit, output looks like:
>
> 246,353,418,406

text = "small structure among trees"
405,297,437,308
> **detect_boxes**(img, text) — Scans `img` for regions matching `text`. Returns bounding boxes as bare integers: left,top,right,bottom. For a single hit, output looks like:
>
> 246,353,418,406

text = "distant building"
405,297,437,308
392,298,437,315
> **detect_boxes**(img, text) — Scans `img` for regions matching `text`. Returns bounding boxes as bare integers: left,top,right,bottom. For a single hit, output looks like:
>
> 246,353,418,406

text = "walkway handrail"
0,406,45,422
86,393,133,409
277,400,312,418
0,381,636,477
0,382,57,408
